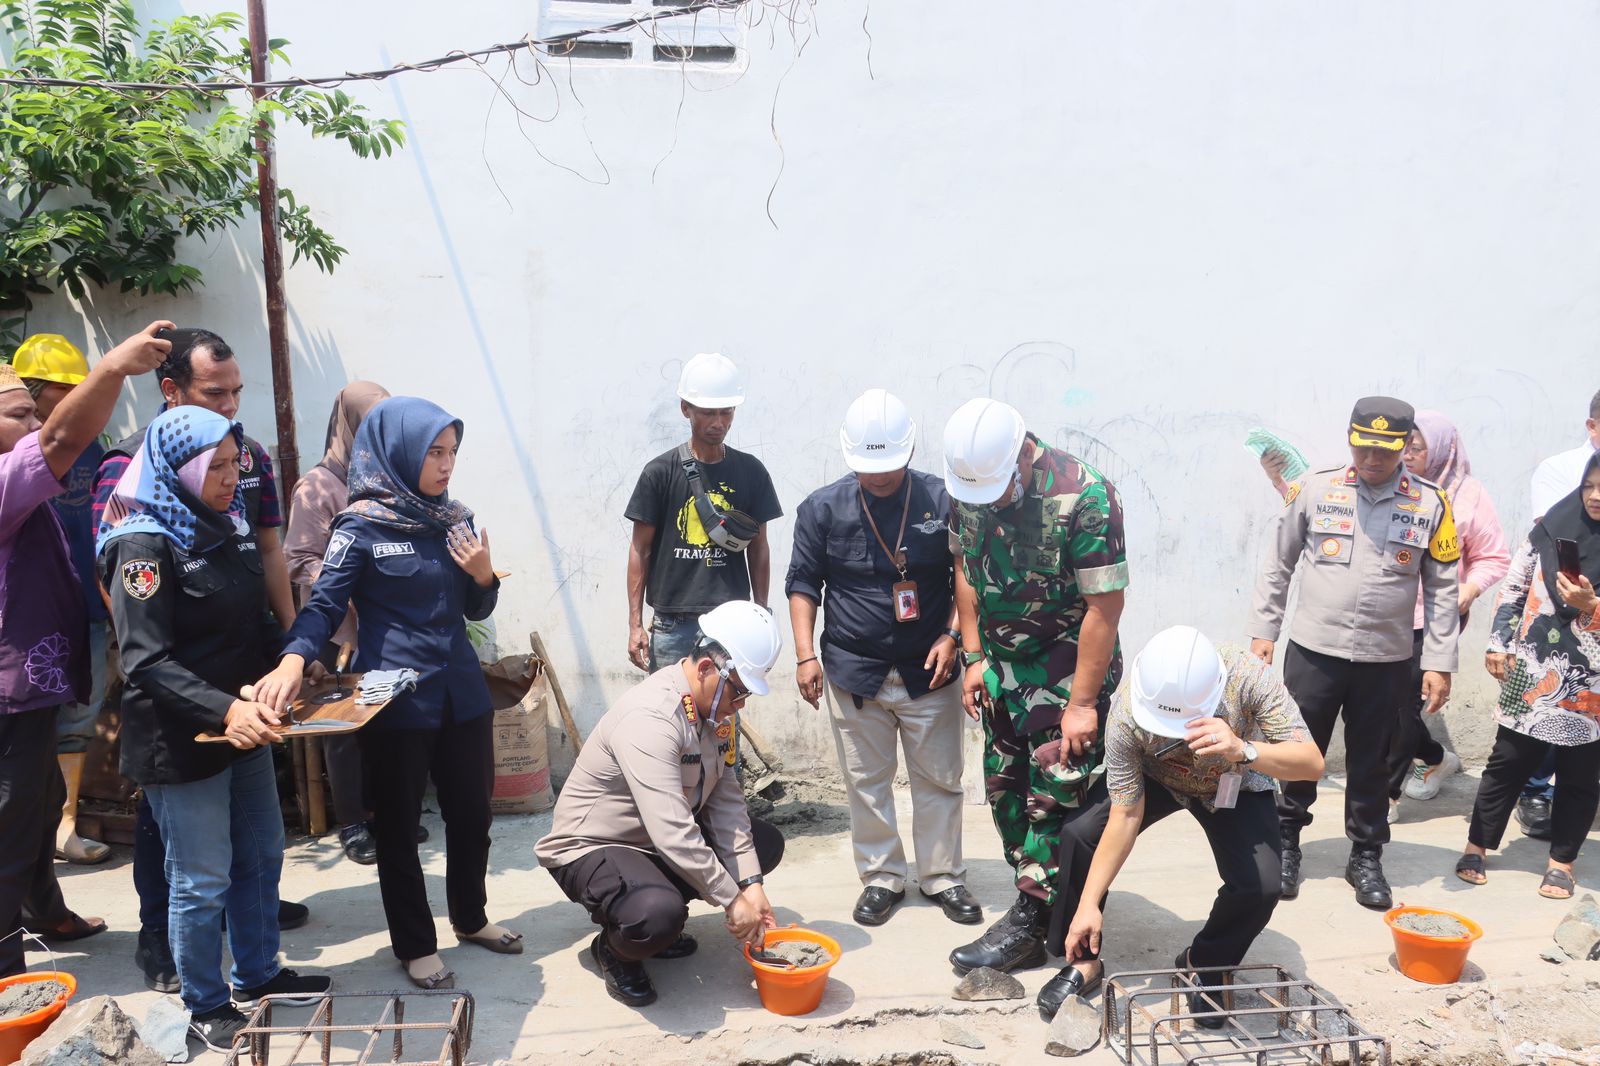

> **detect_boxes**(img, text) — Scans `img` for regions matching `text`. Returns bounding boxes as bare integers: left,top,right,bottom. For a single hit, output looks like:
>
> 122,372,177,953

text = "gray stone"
1044,995,1102,1057
938,1015,986,1049
1541,947,1572,965
952,966,1025,1002
1553,894,1600,962
20,995,165,1066
137,998,191,1062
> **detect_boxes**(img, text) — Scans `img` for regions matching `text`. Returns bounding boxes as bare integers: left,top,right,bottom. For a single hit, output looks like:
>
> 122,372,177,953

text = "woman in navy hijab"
256,397,517,990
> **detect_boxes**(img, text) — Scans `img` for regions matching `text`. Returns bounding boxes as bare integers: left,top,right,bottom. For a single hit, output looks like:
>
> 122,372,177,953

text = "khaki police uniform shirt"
534,664,759,909
1249,465,1461,671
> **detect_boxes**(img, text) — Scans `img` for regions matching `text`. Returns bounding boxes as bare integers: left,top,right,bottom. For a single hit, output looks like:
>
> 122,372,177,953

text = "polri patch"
324,530,355,569
1321,538,1342,558
122,560,161,600
239,445,255,473
1396,549,1413,565
372,542,415,558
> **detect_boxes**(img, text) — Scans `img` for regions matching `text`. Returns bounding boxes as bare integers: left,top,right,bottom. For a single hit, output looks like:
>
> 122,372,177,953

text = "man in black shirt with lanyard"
626,353,783,670
787,390,980,928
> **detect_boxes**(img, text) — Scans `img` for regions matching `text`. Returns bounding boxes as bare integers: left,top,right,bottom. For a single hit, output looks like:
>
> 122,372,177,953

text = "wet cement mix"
0,979,68,1021
765,941,835,969
1395,913,1471,938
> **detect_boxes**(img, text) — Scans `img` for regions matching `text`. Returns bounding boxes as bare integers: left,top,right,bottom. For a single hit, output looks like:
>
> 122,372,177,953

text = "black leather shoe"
1279,839,1302,901
340,823,377,865
279,900,310,930
1037,961,1103,1020
655,933,698,960
948,894,1048,975
1345,847,1392,910
1516,795,1554,841
415,823,430,844
135,926,180,994
922,885,983,925
852,886,905,926
590,934,656,1006
1176,949,1226,1029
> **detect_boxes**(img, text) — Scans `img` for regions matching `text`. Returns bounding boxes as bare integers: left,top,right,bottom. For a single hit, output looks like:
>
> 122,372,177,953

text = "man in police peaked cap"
1248,396,1460,910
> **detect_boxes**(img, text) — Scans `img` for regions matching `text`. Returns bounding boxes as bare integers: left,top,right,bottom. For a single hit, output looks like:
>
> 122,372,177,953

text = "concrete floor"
30,766,1599,1065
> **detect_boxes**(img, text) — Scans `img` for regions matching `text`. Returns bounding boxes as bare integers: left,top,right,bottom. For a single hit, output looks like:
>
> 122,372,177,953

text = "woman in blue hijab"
98,406,330,1050
256,397,516,990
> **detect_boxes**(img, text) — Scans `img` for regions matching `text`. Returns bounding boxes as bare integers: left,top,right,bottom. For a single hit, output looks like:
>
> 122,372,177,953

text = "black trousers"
1469,725,1600,864
1386,630,1446,799
1044,778,1282,968
359,709,494,962
1,708,67,977
549,818,786,962
1278,642,1410,849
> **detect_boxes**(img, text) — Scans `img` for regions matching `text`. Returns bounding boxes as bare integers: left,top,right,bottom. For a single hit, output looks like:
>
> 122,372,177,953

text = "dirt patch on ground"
0,979,68,1021
746,774,854,841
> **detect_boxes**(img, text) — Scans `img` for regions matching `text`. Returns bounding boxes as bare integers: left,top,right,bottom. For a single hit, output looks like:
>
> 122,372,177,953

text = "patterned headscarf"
96,406,246,555
1412,409,1470,497
343,396,471,534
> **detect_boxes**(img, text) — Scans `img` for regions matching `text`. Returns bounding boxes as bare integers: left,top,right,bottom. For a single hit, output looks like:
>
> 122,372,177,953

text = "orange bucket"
0,971,76,1065
1385,906,1482,984
743,928,842,1016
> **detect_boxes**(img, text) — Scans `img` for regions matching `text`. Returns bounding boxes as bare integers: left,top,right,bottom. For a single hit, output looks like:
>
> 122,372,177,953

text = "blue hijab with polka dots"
95,406,247,556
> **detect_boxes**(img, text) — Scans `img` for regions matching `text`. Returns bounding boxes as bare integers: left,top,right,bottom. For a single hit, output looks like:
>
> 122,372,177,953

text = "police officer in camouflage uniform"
940,399,1129,975
1249,397,1460,910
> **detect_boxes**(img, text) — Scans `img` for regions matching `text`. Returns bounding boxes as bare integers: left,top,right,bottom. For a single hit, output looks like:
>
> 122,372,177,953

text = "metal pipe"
246,0,301,500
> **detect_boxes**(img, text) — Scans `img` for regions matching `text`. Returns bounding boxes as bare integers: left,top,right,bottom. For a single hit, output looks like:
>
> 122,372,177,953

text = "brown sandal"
453,926,523,954
1539,868,1576,900
1454,853,1486,885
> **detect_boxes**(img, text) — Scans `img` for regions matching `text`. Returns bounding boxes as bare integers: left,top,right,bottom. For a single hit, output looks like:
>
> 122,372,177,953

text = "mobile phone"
1556,538,1581,581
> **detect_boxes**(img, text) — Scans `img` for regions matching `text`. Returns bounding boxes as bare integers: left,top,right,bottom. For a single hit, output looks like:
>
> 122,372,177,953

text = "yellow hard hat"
12,334,89,387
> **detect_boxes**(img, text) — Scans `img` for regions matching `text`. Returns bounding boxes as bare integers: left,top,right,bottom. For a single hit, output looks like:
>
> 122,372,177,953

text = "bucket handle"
0,926,59,975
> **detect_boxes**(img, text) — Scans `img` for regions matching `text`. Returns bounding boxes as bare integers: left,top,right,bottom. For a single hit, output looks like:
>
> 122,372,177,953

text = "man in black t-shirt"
626,354,783,671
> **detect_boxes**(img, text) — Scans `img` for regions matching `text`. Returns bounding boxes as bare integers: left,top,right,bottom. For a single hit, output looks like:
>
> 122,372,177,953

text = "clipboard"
195,672,396,745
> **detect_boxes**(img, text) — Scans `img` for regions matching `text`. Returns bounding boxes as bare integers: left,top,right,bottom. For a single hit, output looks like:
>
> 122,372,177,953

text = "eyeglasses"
725,673,751,702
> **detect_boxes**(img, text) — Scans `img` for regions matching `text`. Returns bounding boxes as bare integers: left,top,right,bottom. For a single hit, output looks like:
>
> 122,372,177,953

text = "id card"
892,580,921,622
1214,771,1242,810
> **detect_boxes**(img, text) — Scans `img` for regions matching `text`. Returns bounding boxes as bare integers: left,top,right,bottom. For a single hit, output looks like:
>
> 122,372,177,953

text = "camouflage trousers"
980,665,1106,906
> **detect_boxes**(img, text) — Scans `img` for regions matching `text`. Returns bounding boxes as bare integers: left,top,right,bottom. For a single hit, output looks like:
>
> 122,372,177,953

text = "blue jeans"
648,612,704,671
144,749,284,1013
1522,751,1558,801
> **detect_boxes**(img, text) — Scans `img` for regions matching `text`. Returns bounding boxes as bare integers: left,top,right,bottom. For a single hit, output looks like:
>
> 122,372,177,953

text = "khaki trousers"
825,670,966,894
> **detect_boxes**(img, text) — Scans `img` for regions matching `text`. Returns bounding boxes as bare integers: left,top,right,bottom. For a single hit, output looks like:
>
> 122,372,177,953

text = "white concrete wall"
33,1,1600,764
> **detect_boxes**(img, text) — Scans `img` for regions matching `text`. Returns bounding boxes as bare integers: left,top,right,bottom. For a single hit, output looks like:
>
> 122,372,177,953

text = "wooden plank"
529,631,584,755
194,673,395,744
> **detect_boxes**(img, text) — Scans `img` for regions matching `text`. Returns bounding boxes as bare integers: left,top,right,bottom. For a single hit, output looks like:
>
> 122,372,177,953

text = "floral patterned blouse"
1105,644,1310,812
1486,539,1600,746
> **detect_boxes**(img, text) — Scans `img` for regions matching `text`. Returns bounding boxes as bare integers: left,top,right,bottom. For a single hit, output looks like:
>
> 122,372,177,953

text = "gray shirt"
534,665,759,907
1249,465,1461,671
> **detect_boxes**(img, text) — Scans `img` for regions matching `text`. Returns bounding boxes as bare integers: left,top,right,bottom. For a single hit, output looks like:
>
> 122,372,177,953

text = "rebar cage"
222,990,475,1066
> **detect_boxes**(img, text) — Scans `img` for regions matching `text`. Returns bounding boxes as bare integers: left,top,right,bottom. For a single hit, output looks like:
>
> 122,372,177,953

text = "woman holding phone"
1457,452,1600,899
253,397,517,990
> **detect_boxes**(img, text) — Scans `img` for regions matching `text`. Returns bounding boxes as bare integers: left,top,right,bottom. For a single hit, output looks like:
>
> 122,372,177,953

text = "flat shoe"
1539,868,1576,900
1454,853,1486,886
453,926,524,954
38,912,107,941
401,960,455,990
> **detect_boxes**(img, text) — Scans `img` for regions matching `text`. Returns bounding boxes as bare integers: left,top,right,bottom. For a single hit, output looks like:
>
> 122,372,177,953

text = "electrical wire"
0,0,749,94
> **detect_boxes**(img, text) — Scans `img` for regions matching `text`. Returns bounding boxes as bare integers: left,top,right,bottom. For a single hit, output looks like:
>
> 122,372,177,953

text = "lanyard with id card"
859,478,919,622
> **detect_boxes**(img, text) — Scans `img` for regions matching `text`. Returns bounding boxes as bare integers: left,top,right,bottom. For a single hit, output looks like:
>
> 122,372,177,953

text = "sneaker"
1402,751,1461,801
233,968,332,1008
1517,795,1554,840
135,926,180,994
1388,797,1402,824
188,1004,249,1052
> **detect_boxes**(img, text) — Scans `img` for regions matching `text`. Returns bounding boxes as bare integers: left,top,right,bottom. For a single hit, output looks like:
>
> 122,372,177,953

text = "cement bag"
482,649,555,814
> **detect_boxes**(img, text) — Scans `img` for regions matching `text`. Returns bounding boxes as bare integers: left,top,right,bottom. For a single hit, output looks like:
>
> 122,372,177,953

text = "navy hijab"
344,397,472,535
1531,450,1600,623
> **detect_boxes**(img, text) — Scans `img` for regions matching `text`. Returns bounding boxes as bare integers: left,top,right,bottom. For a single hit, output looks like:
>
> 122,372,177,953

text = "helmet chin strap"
709,668,731,720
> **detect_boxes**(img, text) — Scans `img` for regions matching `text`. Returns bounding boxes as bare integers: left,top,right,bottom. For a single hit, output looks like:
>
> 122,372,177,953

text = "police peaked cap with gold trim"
1347,396,1414,452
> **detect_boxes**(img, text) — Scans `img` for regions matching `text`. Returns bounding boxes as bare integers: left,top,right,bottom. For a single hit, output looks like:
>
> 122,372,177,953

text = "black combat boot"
948,893,1048,975
1345,846,1392,910
1279,831,1303,901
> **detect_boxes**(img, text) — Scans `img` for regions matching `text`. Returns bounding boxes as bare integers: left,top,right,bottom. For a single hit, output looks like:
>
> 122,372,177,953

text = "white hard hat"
941,398,1027,504
1128,625,1228,739
840,388,916,473
697,601,783,696
677,352,745,408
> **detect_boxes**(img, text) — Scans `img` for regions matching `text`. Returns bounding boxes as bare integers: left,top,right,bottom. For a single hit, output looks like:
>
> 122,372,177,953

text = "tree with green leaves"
0,0,404,352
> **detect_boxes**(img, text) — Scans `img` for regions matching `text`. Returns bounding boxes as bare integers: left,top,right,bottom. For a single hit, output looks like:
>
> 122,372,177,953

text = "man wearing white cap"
941,399,1128,978
626,353,783,672
1048,627,1322,1022
786,389,979,928
537,601,788,1007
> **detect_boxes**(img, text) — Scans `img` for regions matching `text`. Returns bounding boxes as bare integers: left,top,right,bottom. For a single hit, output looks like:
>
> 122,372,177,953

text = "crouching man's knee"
607,884,690,961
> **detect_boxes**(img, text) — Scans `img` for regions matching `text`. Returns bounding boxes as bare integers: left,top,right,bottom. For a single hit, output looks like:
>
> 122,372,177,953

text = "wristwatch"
943,627,962,643
963,650,985,667
737,874,764,889
1240,742,1259,765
